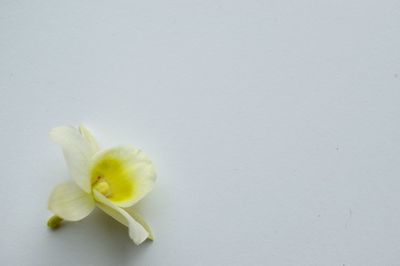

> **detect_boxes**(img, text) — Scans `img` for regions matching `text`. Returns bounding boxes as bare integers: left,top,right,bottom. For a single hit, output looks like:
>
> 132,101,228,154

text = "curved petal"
97,203,153,240
48,181,95,221
90,146,156,207
79,125,100,153
94,190,149,245
50,126,97,192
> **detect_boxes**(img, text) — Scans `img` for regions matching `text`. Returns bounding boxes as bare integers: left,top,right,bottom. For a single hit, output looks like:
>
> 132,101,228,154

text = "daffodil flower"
47,125,156,245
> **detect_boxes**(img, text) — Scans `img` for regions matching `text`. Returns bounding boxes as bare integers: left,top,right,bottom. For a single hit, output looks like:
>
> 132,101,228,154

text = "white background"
1,1,400,265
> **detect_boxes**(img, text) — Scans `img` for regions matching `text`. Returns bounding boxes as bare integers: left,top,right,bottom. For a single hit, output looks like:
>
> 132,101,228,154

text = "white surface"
1,1,400,265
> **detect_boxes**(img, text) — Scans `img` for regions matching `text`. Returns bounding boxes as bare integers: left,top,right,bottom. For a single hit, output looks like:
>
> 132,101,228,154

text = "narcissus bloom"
47,125,156,245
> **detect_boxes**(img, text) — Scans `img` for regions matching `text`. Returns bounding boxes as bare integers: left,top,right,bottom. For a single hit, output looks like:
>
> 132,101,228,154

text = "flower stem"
47,215,63,229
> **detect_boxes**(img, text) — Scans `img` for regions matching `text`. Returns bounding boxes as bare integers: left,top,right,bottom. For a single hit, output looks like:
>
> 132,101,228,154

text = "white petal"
90,146,156,207
48,181,95,221
50,126,96,192
79,125,100,153
97,203,154,240
94,190,149,245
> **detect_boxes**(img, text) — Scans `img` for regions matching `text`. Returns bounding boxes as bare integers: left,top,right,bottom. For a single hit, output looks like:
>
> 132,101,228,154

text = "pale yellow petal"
97,203,153,240
79,125,100,153
94,191,149,245
49,126,95,192
48,181,95,221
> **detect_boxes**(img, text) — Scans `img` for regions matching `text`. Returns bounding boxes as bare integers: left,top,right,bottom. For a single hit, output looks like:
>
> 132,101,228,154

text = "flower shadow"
41,208,153,265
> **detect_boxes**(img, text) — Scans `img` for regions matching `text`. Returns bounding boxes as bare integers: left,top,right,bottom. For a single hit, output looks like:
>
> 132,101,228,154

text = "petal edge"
97,203,154,240
50,126,95,192
79,125,100,153
94,191,149,245
48,181,95,221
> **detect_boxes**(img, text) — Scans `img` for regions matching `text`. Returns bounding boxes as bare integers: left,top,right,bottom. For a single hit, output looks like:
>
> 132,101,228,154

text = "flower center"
90,154,135,204
92,176,112,197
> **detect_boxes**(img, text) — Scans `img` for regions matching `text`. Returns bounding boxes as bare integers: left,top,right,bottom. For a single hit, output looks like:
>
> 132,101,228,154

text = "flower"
47,125,156,245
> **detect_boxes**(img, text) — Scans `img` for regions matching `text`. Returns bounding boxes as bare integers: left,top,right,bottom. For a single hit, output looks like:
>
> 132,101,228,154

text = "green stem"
47,215,63,229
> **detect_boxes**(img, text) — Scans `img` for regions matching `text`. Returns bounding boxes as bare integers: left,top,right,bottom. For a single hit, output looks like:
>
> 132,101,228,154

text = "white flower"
47,125,156,245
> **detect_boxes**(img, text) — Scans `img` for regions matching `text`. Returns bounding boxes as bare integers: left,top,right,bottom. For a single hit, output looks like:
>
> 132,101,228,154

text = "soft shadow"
38,209,153,266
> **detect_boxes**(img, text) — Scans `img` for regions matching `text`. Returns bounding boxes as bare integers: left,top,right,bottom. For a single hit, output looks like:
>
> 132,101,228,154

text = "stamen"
93,176,112,197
